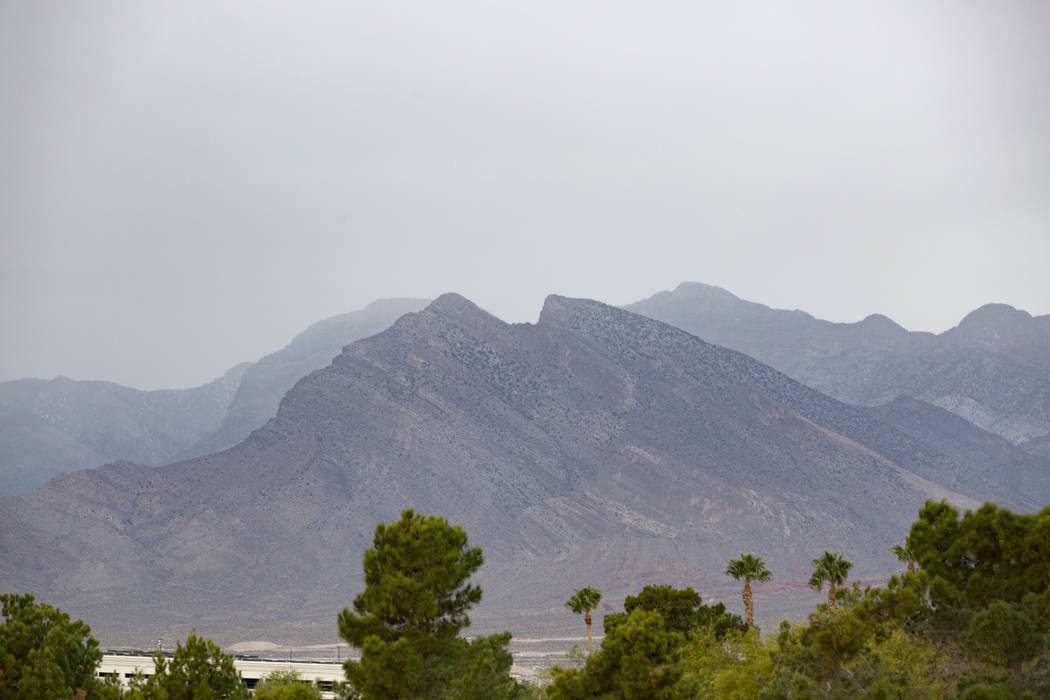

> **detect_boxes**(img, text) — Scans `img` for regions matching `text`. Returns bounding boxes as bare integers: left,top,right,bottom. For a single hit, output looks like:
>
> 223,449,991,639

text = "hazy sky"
3,1,1048,389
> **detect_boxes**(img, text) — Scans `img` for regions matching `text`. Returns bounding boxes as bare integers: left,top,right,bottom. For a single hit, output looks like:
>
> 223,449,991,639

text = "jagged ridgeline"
0,294,1044,644
627,281,1050,448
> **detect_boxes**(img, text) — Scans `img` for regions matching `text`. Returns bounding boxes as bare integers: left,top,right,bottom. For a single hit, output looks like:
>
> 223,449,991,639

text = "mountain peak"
537,294,571,324
426,292,484,316
859,313,905,333
672,281,740,300
420,293,507,330
957,303,1030,330
538,294,610,327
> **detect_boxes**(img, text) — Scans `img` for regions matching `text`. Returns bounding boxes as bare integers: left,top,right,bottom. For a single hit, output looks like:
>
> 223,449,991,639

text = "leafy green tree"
622,586,704,635
603,585,745,641
664,503,1050,697
800,603,872,685
252,669,322,700
763,606,933,698
684,624,773,698
547,609,693,699
140,632,248,699
442,632,530,700
910,501,1050,611
725,553,773,626
903,498,1050,687
955,669,1025,700
969,601,1045,682
0,592,103,699
808,552,852,609
337,509,517,699
565,587,602,654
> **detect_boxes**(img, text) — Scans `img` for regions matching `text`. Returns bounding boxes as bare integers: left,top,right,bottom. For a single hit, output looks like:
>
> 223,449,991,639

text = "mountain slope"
865,395,1050,505
0,299,428,495
0,295,991,644
0,365,247,495
179,298,429,458
627,282,1050,446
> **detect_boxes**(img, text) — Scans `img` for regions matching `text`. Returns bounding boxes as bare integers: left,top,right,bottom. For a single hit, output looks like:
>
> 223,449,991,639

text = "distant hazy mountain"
4,294,1022,646
179,298,429,458
0,298,428,495
627,282,1050,447
0,365,247,495
865,395,1050,504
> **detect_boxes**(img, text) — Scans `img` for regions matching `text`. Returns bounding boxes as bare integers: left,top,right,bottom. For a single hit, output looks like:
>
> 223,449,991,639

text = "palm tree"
725,553,773,626
891,536,916,574
809,551,852,609
565,586,602,653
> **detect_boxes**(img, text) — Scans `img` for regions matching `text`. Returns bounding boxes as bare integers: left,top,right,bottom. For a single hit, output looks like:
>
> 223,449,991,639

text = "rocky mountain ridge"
865,395,1050,501
627,282,1050,447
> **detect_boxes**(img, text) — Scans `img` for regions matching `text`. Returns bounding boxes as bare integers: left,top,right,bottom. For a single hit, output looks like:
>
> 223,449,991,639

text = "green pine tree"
547,609,693,699
337,509,519,699
142,632,248,699
0,592,103,699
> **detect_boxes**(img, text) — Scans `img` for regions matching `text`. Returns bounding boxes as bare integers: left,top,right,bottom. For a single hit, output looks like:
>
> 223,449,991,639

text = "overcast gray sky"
2,1,1048,389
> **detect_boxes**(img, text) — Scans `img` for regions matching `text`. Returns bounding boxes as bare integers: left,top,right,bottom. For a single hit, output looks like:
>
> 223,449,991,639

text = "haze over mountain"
865,395,1050,505
627,282,1050,450
7,294,1042,646
0,365,246,496
5,2,1048,395
0,299,427,495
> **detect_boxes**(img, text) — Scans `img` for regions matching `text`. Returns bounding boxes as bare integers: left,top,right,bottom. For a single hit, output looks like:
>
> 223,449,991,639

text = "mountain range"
627,282,1050,449
2,291,1047,646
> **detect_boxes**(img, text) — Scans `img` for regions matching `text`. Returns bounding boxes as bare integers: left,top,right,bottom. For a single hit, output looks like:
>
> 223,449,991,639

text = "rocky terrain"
866,395,1050,503
0,299,427,495
3,294,1031,646
627,282,1050,448
178,297,429,459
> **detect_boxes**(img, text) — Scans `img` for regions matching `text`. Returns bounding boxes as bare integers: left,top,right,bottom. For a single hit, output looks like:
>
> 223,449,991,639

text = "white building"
97,652,347,699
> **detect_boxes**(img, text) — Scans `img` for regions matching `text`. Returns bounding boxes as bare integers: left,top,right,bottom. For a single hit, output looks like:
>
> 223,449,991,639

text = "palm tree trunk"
584,611,593,653
828,583,837,609
742,580,754,626
907,560,915,574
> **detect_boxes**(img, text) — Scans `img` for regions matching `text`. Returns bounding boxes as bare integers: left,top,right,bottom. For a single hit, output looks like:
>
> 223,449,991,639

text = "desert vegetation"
3,500,1048,698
